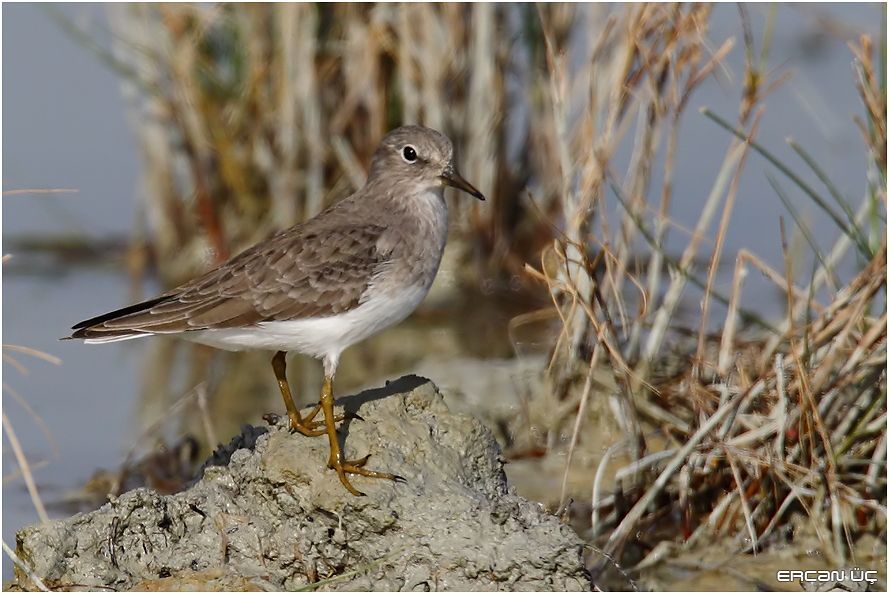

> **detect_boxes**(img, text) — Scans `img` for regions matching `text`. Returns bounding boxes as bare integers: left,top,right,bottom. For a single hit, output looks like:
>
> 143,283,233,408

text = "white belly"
183,282,429,361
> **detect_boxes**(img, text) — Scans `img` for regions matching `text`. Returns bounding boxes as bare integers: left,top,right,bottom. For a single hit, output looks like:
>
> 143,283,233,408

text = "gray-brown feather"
71,202,390,339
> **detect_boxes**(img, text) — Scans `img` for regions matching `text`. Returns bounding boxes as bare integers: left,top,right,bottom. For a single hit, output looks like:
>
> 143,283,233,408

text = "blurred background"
3,3,886,588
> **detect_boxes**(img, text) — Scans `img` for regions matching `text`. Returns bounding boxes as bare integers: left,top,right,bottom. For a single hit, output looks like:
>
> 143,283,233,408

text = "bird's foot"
286,405,363,437
302,403,364,425
328,454,405,497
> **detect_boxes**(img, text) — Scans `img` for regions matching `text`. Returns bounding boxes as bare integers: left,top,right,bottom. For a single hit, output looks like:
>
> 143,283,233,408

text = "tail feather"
67,295,175,341
81,333,152,344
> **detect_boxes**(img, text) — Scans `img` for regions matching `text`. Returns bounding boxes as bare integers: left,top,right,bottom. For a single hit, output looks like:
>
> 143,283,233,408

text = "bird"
66,125,485,496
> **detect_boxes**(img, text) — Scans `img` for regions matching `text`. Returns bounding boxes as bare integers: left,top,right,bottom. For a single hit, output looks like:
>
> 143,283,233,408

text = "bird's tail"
65,295,172,342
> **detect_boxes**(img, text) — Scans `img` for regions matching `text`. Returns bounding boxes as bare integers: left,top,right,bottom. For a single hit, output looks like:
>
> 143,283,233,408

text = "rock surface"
14,376,590,591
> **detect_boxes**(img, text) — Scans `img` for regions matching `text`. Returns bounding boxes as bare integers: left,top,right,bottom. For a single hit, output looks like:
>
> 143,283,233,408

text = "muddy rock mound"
14,376,590,591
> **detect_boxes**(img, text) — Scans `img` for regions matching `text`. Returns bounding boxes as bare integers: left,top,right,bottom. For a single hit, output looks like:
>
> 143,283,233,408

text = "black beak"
440,164,485,201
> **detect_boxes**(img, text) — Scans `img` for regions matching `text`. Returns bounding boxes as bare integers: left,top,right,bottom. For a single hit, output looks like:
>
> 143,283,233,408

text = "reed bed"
52,2,886,581
59,2,575,289
523,9,887,580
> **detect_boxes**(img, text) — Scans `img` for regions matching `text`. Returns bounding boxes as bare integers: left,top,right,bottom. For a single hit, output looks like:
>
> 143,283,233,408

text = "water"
4,270,145,536
2,3,884,583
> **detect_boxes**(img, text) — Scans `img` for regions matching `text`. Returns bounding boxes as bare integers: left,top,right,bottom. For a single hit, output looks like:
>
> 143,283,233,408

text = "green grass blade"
701,108,873,258
787,138,869,248
767,172,839,292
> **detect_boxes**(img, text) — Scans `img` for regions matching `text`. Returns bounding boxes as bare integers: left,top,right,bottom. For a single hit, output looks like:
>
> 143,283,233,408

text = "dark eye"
401,145,417,163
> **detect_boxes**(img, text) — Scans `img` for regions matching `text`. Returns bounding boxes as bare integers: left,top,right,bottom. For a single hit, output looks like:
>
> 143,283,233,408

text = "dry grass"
2,328,59,592
520,8,886,579
52,3,572,289
50,3,886,580
2,256,63,526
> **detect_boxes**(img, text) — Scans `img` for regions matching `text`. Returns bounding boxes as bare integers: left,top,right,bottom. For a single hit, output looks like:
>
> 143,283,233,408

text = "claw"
328,453,400,495
350,454,371,467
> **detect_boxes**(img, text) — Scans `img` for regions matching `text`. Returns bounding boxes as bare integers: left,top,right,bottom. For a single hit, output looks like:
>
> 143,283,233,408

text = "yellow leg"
271,351,359,436
300,402,363,425
319,374,401,496
272,351,325,436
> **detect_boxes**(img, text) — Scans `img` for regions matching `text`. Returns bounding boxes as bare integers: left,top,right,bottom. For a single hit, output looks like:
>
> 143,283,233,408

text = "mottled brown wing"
70,221,388,339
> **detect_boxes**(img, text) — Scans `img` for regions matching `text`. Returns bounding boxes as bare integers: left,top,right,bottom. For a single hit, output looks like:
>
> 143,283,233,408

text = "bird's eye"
402,145,418,163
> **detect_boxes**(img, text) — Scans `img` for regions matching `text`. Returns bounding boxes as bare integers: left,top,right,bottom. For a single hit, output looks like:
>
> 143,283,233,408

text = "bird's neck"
359,181,449,272
362,178,448,226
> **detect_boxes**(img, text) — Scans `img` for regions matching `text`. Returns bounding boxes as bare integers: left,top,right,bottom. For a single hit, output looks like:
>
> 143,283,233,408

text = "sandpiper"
68,125,484,496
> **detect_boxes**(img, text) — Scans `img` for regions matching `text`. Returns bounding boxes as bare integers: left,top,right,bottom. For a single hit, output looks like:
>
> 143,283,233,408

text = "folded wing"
69,221,388,341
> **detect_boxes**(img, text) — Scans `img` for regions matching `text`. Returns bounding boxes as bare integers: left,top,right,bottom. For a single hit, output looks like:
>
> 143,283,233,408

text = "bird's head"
368,125,485,201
